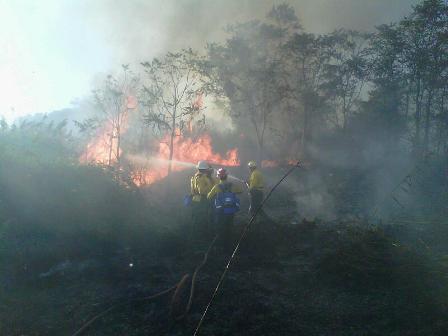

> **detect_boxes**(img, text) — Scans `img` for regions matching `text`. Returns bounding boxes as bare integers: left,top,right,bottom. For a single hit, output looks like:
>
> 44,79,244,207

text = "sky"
0,0,419,122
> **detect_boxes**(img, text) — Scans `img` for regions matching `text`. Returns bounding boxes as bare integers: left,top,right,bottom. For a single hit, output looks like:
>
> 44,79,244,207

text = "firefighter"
190,160,215,237
247,161,264,217
207,168,243,251
206,163,218,224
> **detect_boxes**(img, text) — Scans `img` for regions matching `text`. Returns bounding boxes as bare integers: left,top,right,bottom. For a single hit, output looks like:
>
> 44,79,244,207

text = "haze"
0,0,418,122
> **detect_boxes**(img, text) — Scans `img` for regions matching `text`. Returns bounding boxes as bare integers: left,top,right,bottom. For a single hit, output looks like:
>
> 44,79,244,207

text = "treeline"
75,0,447,173
201,0,448,163
1,0,446,202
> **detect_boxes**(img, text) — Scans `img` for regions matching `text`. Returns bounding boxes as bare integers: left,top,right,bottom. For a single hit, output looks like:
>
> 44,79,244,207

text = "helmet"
197,160,208,170
248,161,257,168
217,168,228,179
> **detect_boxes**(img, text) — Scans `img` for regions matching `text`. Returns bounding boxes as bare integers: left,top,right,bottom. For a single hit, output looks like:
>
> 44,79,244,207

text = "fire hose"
71,235,218,336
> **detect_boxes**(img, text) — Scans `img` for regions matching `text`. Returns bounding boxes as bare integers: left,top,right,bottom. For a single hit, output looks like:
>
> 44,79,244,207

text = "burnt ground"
2,218,448,335
1,169,448,336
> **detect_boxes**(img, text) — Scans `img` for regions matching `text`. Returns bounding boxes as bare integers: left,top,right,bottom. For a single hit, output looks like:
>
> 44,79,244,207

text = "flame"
126,95,138,109
81,124,239,186
261,159,301,167
288,159,298,165
133,132,239,186
261,160,278,168
80,91,240,186
80,98,133,165
80,123,120,165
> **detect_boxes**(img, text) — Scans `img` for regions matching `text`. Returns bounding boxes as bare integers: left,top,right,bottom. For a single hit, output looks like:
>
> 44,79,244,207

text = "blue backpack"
214,183,240,215
183,194,193,207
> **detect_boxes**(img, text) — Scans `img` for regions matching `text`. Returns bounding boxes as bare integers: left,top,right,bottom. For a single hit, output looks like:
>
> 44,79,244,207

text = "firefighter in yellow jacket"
247,161,264,216
190,160,215,236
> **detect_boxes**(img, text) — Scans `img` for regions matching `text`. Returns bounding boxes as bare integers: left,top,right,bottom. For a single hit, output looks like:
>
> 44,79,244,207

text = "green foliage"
0,117,75,166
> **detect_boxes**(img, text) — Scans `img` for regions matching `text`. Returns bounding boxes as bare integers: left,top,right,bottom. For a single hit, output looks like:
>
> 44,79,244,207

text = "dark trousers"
249,189,264,217
191,198,210,238
215,212,234,252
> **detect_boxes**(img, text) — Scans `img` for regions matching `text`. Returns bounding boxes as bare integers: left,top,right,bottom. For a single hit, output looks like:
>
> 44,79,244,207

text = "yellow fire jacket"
207,180,243,200
248,169,264,191
191,172,215,202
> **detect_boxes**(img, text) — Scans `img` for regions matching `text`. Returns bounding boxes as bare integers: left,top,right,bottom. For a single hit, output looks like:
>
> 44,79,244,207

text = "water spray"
126,154,197,168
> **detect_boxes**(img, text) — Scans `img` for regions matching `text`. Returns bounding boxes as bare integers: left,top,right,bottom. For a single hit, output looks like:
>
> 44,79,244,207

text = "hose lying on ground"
172,235,218,320
71,235,218,336
193,161,301,336
71,283,179,336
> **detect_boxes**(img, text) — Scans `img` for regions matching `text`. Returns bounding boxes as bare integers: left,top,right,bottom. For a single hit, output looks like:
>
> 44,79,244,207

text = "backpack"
214,183,240,215
183,194,192,207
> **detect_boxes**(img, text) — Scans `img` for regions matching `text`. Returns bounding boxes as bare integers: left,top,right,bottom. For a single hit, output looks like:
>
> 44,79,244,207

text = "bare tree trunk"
414,77,422,155
116,121,121,168
423,89,433,154
108,131,113,166
342,95,347,130
301,105,309,159
168,104,177,175
441,88,448,155
257,136,264,166
405,90,410,117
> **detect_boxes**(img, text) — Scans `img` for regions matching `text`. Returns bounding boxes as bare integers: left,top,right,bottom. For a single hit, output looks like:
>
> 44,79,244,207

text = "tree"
321,30,371,130
369,0,448,157
92,65,139,167
206,5,298,163
282,31,333,158
141,49,206,175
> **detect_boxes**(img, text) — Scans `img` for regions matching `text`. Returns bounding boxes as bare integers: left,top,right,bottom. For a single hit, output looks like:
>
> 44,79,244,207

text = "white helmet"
197,160,208,170
248,161,257,168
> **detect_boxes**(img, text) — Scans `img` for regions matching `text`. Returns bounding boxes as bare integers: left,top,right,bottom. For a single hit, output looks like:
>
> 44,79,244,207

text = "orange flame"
80,92,240,186
133,132,239,186
81,125,240,186
261,160,278,168
80,123,120,165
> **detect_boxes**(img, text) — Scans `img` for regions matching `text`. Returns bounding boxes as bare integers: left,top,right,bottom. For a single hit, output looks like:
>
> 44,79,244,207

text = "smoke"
4,0,424,222
1,0,419,122
67,0,420,67
294,173,337,221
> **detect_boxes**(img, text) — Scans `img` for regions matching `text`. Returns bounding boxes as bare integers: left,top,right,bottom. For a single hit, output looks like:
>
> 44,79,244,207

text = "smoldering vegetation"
1,1,448,335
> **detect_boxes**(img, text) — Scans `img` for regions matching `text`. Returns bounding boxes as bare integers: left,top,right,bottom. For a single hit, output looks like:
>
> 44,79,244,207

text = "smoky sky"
87,0,420,64
1,0,419,121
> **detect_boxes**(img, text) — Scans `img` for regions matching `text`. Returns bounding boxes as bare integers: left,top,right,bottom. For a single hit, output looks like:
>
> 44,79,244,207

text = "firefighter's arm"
248,172,256,190
207,185,218,200
248,178,254,191
190,177,195,195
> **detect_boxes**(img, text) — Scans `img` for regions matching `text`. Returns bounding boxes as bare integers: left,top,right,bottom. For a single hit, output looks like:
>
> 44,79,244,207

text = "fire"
161,133,238,167
80,123,120,165
80,90,240,186
261,159,301,167
81,123,240,186
133,132,239,186
261,160,278,168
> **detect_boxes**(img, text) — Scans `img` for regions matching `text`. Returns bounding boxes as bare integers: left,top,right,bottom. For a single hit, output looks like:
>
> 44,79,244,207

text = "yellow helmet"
248,161,257,168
